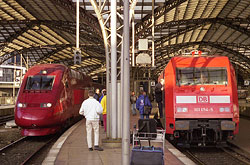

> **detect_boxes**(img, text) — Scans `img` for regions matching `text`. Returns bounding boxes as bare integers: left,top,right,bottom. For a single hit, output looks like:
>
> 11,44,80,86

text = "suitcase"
138,119,157,139
130,146,164,165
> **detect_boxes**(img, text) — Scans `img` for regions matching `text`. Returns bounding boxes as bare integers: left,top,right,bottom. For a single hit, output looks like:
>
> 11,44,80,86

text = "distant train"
159,54,239,146
15,64,102,136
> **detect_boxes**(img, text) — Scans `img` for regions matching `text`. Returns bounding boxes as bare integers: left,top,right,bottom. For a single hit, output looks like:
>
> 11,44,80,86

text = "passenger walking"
155,79,164,118
79,90,104,151
100,90,107,132
136,90,152,119
130,91,137,116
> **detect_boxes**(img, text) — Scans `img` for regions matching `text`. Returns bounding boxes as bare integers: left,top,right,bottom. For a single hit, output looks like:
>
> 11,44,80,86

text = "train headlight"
182,107,188,112
219,107,230,112
200,87,205,91
219,107,225,112
225,107,230,112
41,103,52,108
41,70,47,74
177,107,188,112
47,103,52,107
17,103,27,108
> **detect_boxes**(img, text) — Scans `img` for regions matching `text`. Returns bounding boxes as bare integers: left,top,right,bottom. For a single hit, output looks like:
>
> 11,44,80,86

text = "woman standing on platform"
100,90,107,132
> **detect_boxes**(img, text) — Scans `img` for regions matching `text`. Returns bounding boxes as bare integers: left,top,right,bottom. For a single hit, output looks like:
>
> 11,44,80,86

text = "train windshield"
25,76,55,90
176,67,227,86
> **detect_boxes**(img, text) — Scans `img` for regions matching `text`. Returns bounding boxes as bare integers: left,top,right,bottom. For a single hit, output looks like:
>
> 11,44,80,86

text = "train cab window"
176,68,194,86
176,67,227,86
25,76,55,90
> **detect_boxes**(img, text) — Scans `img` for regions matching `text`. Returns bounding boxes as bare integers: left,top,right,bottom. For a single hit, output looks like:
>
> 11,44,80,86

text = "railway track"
182,146,250,165
0,135,56,165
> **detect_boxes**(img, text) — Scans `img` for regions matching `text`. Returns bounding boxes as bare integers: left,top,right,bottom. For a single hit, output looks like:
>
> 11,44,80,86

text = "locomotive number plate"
194,108,214,112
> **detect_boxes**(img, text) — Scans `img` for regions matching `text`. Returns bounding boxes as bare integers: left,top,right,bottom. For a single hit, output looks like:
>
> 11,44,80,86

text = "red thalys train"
15,64,101,136
159,55,239,146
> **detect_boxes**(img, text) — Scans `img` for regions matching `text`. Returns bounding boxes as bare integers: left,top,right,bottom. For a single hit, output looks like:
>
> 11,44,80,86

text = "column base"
102,138,122,148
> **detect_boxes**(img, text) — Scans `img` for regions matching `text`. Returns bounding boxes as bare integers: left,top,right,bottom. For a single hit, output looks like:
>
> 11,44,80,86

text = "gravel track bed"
184,147,250,165
0,125,22,149
0,136,53,165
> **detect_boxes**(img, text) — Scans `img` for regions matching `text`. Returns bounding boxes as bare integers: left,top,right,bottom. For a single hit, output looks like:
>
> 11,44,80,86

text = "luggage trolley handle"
137,137,151,147
133,132,152,148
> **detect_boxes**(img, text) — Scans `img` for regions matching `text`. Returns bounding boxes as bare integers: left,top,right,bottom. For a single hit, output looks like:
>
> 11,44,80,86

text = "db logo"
198,96,208,103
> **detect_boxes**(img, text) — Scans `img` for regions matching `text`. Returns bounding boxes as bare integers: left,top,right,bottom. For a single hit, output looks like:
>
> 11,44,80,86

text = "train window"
176,67,227,86
176,68,195,86
25,76,55,90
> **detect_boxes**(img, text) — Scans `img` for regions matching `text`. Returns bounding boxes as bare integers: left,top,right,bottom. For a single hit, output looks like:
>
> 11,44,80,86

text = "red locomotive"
15,64,98,136
160,53,239,146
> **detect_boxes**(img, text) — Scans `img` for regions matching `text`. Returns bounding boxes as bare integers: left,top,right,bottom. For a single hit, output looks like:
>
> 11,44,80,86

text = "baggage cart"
131,119,165,165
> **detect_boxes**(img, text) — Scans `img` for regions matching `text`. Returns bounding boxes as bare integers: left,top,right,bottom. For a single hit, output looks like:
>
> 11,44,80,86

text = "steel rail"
223,142,250,164
0,136,27,152
183,146,250,165
185,149,206,165
20,136,57,165
0,136,56,165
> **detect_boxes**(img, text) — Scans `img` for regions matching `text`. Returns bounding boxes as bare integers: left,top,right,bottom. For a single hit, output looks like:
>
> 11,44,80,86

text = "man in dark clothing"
94,88,103,126
94,88,101,101
155,79,164,118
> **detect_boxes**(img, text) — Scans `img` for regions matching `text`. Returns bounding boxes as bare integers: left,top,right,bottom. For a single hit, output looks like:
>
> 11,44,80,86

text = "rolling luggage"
138,119,157,139
130,146,164,165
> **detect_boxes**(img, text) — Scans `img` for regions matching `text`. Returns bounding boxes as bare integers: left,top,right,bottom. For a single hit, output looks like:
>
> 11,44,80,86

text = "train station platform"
43,111,194,165
0,105,14,110
0,105,14,116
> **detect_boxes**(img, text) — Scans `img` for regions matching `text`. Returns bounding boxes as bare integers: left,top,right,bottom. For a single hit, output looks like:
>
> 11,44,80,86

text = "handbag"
143,96,151,115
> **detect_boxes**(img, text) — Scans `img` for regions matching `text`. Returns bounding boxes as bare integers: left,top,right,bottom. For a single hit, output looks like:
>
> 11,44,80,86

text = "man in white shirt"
79,90,104,151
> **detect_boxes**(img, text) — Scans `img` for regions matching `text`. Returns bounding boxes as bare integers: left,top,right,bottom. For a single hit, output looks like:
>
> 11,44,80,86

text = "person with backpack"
136,90,152,119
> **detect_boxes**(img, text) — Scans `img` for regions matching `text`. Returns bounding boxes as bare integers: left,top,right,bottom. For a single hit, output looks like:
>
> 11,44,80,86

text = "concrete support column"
122,0,130,164
132,14,135,67
117,82,122,138
111,0,117,139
